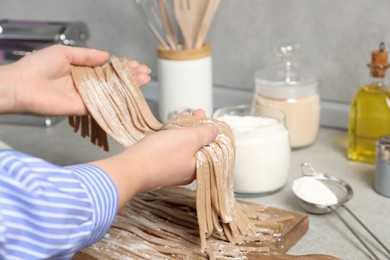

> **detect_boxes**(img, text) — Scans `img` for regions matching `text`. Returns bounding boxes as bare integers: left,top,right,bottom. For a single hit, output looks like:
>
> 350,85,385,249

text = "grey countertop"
0,114,389,260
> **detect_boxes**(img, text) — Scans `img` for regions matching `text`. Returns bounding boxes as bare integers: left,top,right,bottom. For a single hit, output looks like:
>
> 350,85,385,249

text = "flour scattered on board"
293,176,338,205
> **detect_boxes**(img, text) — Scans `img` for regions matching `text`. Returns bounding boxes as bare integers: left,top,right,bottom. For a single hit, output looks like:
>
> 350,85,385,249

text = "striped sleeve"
0,150,118,260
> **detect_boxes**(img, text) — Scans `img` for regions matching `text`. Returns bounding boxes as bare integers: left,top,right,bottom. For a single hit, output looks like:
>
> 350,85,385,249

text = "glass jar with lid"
213,104,290,195
253,42,320,148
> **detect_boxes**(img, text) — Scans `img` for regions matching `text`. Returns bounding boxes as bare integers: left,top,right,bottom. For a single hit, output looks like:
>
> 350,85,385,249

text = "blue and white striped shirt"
0,150,118,259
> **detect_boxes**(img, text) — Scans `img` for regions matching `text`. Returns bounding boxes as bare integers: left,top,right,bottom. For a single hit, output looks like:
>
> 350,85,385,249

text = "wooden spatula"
173,0,197,49
194,0,220,48
191,0,209,49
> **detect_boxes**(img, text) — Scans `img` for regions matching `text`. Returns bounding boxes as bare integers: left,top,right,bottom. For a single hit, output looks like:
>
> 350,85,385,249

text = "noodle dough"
70,57,294,257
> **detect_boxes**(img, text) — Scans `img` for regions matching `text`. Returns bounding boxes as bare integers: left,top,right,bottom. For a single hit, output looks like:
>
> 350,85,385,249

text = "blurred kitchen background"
1,0,389,129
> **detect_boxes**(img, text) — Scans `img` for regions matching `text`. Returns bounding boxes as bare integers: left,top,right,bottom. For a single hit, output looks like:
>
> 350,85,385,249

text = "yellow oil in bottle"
348,83,390,163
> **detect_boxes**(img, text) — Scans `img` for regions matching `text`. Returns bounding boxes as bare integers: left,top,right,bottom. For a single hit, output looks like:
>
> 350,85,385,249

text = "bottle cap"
369,42,389,78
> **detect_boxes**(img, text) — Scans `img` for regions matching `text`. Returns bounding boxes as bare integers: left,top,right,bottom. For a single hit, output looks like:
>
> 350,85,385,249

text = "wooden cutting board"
73,189,339,259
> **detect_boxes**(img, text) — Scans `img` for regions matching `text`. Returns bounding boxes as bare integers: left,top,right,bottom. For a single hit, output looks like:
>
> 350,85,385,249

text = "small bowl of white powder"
292,164,353,214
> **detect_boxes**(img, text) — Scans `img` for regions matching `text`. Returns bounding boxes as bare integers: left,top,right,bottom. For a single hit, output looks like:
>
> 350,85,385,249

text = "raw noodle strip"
112,219,182,249
96,67,141,145
107,231,169,260
81,116,89,137
146,191,196,208
81,188,302,259
205,146,230,223
215,134,257,238
115,214,207,258
103,64,149,134
203,150,214,238
136,206,199,230
132,197,198,225
92,238,138,260
203,145,227,238
206,151,224,236
120,206,200,243
71,68,115,137
195,150,208,252
80,247,120,260
70,56,278,255
68,115,75,128
111,57,162,131
95,66,136,138
78,66,136,146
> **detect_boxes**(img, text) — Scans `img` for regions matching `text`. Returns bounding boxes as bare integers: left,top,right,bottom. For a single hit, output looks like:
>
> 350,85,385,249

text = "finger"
61,45,109,66
127,60,140,68
128,61,151,74
133,65,151,74
135,73,151,87
192,109,206,117
194,124,218,148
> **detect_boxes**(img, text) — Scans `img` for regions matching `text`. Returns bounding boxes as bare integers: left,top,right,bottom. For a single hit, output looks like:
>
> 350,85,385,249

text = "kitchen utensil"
157,0,177,49
293,163,390,260
173,0,197,49
194,0,220,48
136,0,170,50
190,0,208,48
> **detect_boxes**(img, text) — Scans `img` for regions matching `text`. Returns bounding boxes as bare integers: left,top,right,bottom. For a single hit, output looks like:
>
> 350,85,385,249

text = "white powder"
217,115,278,132
216,115,290,194
292,176,338,205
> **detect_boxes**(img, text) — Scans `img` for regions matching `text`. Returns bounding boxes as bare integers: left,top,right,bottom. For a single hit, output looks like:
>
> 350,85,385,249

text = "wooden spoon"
194,0,220,48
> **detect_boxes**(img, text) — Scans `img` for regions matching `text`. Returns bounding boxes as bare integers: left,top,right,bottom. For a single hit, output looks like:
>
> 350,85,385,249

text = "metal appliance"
0,19,89,127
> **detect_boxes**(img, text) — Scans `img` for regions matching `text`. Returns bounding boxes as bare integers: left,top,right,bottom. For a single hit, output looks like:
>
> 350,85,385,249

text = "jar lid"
254,43,319,99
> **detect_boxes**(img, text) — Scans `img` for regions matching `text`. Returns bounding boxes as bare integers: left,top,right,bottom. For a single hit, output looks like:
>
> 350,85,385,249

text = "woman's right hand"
90,109,218,209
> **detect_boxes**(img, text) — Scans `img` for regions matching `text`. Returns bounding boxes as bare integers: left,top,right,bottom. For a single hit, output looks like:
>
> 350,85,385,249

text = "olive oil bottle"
348,42,390,164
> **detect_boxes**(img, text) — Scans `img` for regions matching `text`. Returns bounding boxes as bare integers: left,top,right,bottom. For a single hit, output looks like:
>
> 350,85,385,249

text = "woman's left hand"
0,45,151,116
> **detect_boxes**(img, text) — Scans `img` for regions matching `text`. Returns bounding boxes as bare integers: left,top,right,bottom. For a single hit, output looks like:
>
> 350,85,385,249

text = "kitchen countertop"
0,111,389,260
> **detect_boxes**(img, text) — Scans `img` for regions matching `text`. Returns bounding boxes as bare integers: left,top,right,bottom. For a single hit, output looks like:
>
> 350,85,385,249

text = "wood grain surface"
74,189,340,259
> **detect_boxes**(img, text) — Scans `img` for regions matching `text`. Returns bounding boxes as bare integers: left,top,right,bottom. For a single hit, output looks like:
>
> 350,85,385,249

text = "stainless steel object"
0,19,89,127
294,163,353,214
0,19,89,63
376,136,390,197
293,163,390,260
135,0,171,50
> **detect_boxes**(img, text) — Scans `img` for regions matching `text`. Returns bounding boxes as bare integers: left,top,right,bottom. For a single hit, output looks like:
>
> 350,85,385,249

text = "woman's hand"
0,45,151,116
90,110,218,209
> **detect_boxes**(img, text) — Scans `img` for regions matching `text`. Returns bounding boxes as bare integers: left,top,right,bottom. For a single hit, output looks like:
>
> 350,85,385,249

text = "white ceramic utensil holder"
157,43,213,122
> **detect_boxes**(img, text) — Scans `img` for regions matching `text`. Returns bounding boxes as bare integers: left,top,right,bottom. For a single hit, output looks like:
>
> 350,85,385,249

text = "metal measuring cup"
292,163,390,260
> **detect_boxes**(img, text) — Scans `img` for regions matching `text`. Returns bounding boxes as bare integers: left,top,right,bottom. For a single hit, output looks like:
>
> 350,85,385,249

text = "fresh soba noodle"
70,56,293,258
